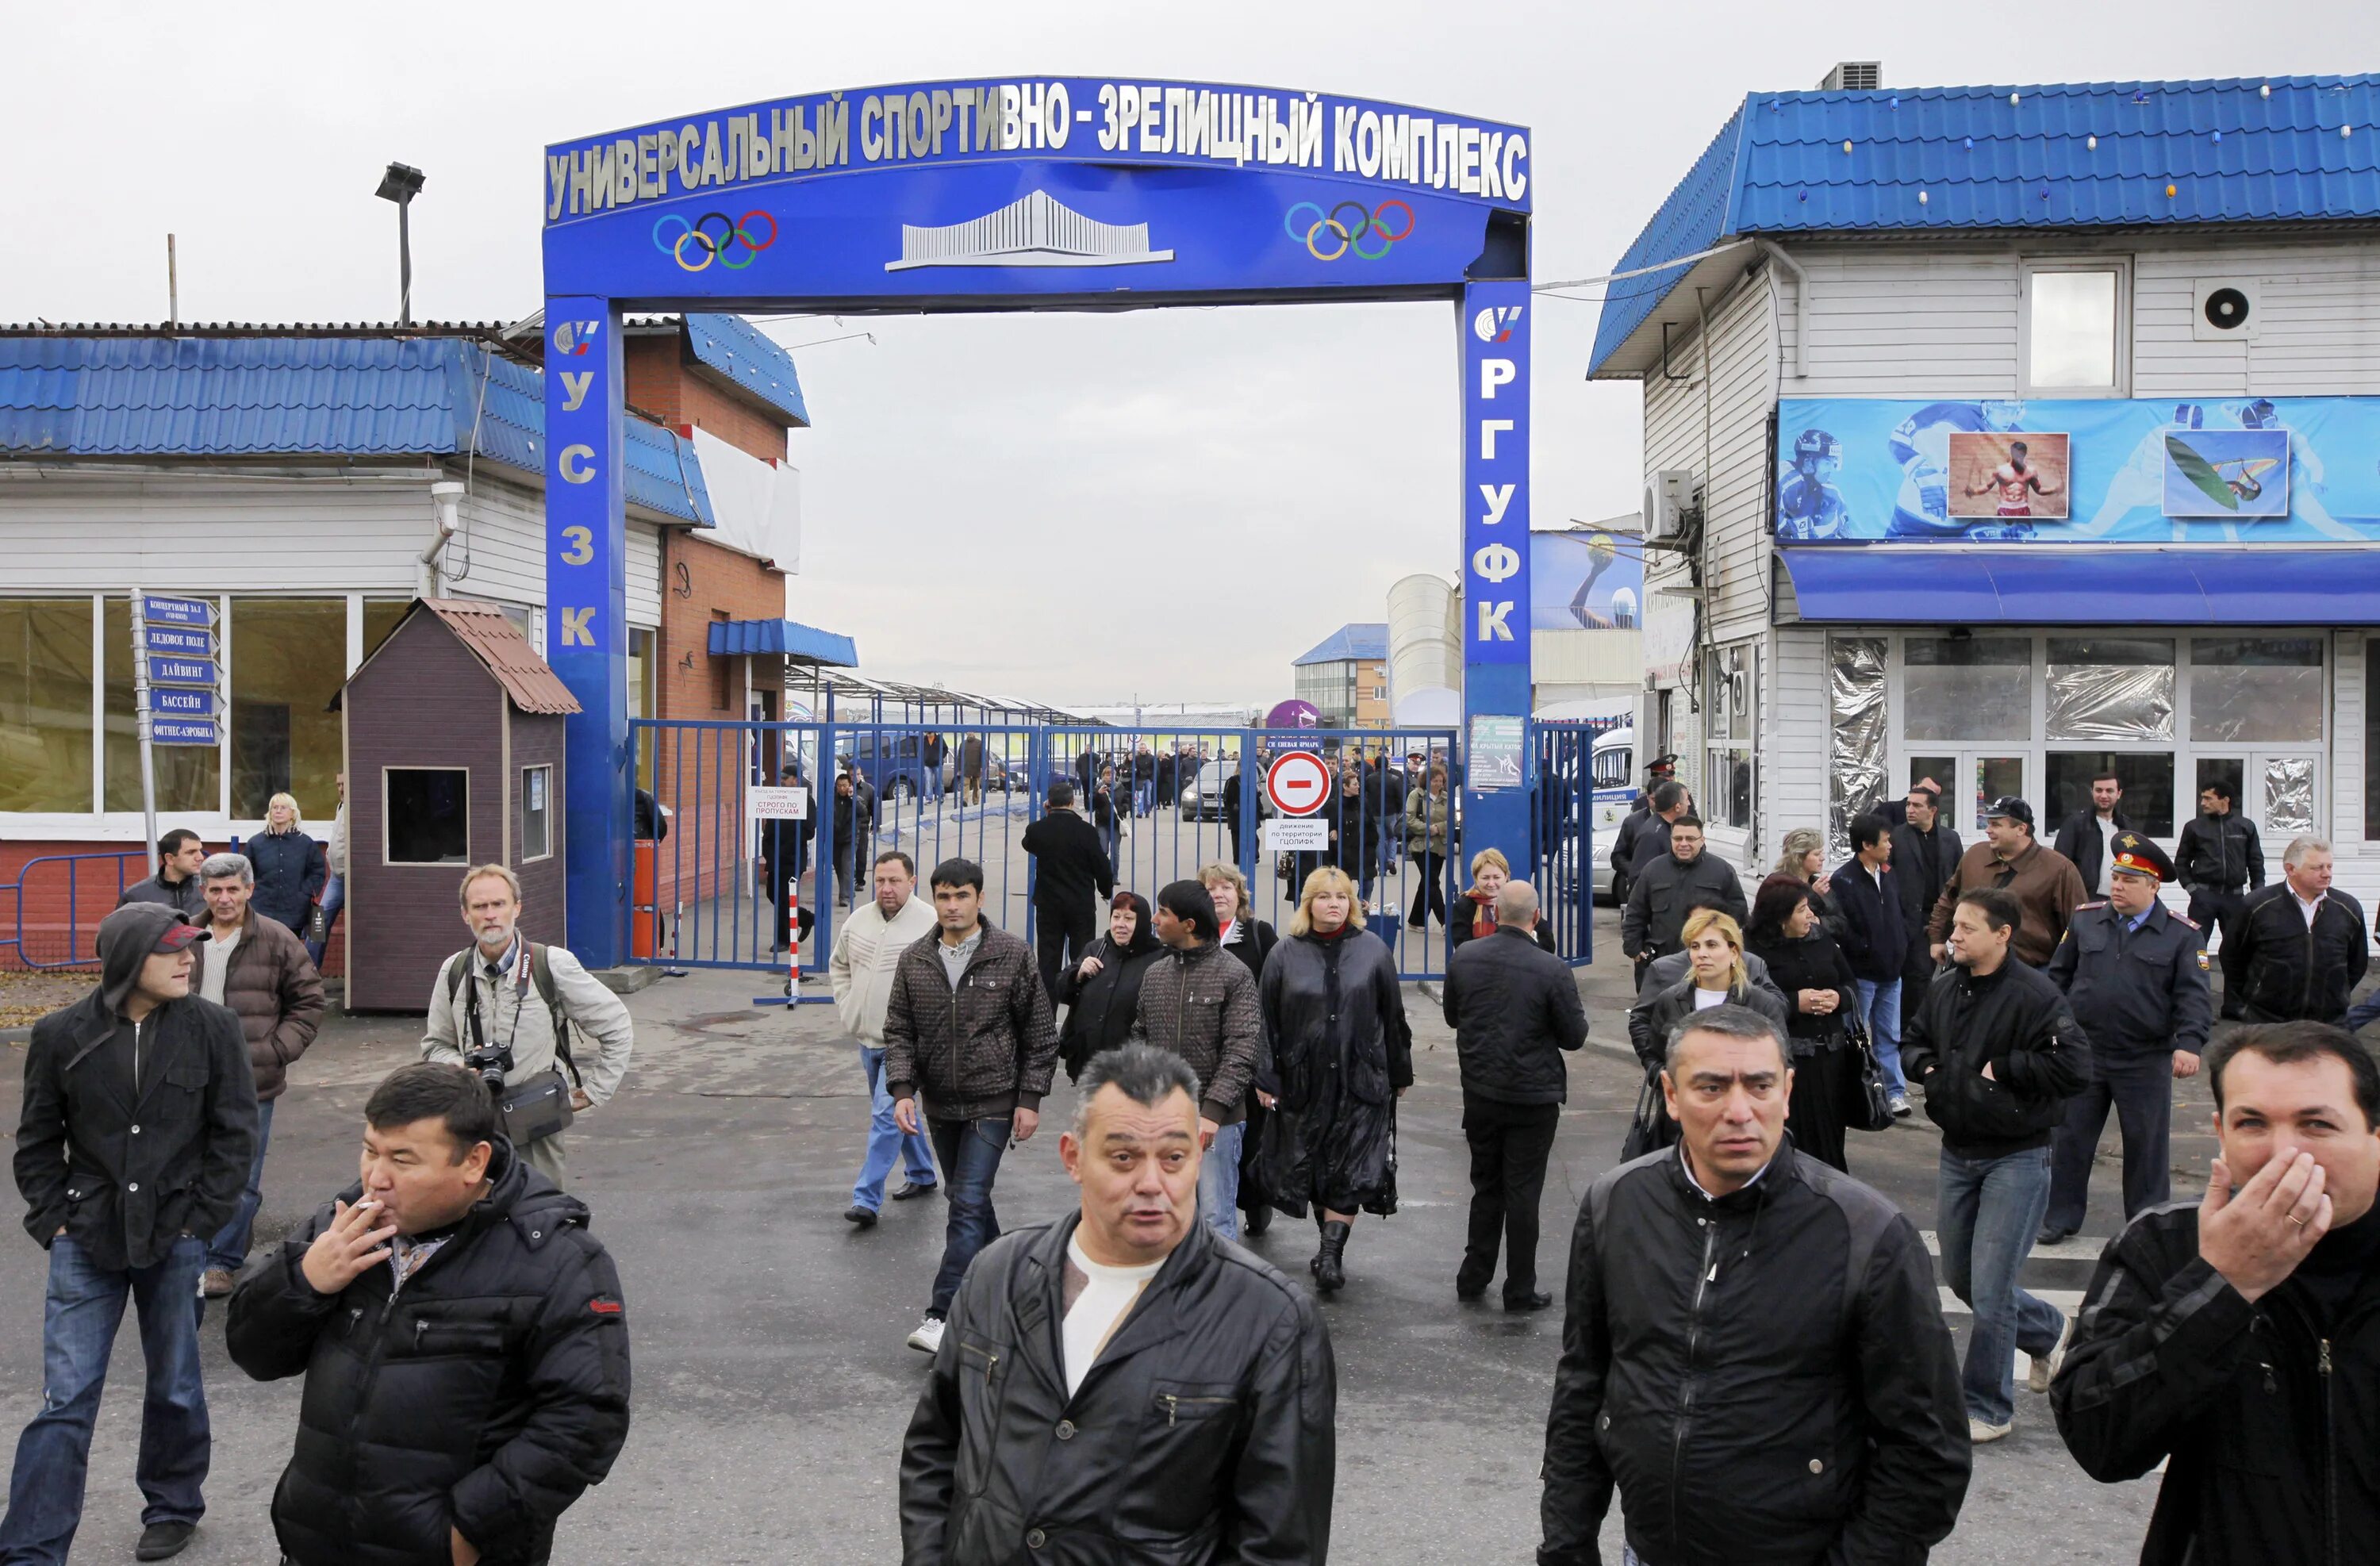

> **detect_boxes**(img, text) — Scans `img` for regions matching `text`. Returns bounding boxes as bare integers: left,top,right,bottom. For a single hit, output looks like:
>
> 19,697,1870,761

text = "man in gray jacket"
1130,881,1265,1242
421,864,635,1192
1620,816,1748,992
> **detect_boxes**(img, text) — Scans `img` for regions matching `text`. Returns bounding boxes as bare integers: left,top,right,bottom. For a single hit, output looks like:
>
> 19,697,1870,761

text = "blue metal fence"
1,851,144,969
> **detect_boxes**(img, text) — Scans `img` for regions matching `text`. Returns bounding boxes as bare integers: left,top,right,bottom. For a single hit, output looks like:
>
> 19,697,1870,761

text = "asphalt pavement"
0,905,2181,1564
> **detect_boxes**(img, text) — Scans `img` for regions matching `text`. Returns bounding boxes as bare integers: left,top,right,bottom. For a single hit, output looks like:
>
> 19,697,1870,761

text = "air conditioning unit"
1643,470,1699,544
2192,278,2261,341
1818,62,1882,91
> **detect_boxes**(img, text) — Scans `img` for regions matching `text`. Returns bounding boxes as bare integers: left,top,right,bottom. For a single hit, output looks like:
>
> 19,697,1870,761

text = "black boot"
1242,1203,1271,1238
1314,1219,1351,1292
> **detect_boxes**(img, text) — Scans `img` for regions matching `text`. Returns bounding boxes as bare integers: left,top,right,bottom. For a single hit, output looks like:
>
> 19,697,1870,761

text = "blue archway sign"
544,76,1533,964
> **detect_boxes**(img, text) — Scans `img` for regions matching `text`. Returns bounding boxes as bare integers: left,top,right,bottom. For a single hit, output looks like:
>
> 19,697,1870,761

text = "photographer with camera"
421,866,634,1193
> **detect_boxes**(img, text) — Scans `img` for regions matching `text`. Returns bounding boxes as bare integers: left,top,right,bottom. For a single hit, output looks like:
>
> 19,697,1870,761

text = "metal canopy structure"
543,75,1535,964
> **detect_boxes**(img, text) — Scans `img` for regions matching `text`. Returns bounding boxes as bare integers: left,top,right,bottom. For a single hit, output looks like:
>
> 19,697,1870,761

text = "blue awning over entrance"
1778,548,2372,624
708,618,858,667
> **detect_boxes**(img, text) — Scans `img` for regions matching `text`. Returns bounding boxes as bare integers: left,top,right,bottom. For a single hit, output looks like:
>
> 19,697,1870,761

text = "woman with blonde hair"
1449,846,1555,953
1622,907,1788,1158
1201,860,1280,1234
1257,866,1411,1292
248,790,325,938
1775,826,1846,944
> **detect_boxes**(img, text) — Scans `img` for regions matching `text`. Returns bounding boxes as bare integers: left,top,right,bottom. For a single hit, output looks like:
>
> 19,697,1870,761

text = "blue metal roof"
1593,75,2380,373
708,617,857,667
683,314,809,428
1292,622,1390,666
1779,547,2369,624
0,334,716,526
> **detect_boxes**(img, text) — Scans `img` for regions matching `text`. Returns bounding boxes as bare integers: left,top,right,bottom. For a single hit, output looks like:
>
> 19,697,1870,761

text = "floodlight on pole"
374,162,425,326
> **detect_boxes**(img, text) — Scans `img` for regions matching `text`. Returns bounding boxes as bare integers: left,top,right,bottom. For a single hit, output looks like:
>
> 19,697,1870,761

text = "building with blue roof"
0,316,850,878
1292,623,1391,728
1591,67,2380,911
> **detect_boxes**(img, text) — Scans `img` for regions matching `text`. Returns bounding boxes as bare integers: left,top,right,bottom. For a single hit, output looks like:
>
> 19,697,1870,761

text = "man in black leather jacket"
228,1065,630,1566
2055,1021,2380,1565
1538,1004,1967,1565
901,1044,1334,1565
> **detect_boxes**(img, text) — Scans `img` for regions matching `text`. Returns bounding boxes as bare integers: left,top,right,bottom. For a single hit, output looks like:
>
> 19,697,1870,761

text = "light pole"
374,162,425,325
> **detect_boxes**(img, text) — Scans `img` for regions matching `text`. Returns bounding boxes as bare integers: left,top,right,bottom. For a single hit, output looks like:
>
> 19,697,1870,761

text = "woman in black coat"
1202,862,1281,1235
248,792,325,935
1257,867,1411,1295
1623,908,1789,1158
1744,873,1863,1173
1054,892,1162,1083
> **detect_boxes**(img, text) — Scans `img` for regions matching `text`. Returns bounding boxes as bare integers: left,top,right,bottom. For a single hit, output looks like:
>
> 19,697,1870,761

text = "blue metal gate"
625,718,1475,985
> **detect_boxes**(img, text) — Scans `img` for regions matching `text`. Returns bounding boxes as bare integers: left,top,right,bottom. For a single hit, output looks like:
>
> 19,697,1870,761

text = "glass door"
1906,753,2027,832
2196,754,2320,845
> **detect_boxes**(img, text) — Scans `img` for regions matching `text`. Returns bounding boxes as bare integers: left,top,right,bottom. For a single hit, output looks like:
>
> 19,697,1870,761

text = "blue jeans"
2345,988,2380,1035
205,1098,274,1274
1133,781,1154,816
926,1115,1011,1318
1853,977,1906,1095
1937,1146,2065,1426
0,1235,210,1564
304,871,344,967
852,1047,938,1212
1200,1121,1246,1242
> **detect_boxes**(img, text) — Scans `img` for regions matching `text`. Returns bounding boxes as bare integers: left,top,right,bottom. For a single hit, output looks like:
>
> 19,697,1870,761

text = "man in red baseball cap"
3,903,256,1562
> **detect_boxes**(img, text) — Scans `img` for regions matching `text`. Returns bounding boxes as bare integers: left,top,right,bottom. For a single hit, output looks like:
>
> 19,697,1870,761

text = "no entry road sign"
1265,751,1333,817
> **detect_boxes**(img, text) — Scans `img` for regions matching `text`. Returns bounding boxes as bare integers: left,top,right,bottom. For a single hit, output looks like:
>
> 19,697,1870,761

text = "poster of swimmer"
1947,432,2071,522
2162,427,2291,520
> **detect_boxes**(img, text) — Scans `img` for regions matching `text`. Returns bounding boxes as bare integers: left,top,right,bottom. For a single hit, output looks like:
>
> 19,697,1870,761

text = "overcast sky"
6,1,2361,706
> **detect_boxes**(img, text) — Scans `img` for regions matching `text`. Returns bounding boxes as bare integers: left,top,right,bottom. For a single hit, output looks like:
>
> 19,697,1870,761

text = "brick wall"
624,336,788,463
650,531,789,916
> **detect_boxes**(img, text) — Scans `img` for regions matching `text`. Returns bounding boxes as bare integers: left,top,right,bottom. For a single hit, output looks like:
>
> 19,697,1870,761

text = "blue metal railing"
1,851,145,969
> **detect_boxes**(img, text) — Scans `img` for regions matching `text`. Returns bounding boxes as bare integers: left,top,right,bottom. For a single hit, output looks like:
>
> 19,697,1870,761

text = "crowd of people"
10,750,2380,1565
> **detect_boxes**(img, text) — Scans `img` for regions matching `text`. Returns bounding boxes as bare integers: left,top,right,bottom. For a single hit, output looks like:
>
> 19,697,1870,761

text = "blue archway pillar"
1457,278,1532,885
544,299,631,968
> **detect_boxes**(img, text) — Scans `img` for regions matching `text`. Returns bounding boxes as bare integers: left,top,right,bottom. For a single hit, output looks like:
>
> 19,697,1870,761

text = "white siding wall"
628,522,662,628
413,478,665,627
0,470,440,589
1766,626,1829,858
1641,271,1776,646
1783,247,2021,396
2135,240,2380,397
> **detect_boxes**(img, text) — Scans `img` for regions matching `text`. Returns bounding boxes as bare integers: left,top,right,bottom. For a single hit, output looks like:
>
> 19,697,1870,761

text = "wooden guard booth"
338,599,582,1011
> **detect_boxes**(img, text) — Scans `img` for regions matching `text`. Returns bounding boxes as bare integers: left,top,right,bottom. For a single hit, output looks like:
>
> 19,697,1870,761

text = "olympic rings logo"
652,210,777,272
1284,199,1415,261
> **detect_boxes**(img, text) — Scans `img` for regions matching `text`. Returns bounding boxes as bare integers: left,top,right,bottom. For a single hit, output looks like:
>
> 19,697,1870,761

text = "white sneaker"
2028,1312,2075,1394
1889,1094,1912,1119
905,1315,946,1355
1968,1416,2013,1444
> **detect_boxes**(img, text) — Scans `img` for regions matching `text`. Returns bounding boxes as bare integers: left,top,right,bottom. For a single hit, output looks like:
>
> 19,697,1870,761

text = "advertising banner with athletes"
1773,396,2380,544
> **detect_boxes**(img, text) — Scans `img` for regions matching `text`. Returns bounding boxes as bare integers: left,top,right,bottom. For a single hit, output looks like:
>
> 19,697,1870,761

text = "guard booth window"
521,765,553,861
386,768,470,865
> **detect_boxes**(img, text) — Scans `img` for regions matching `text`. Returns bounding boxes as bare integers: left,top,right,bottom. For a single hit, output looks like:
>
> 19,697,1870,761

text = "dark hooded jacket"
118,866,208,919
226,1140,631,1566
14,902,257,1271
1055,894,1163,1082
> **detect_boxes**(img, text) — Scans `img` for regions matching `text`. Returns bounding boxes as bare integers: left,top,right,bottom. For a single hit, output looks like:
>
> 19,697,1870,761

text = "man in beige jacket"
830,850,942,1227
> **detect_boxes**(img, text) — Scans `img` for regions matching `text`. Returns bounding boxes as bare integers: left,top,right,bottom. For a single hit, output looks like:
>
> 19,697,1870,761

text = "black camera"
462,1042,513,1092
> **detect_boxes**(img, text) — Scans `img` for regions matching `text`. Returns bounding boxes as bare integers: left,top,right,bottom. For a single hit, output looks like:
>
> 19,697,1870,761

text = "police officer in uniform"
2038,833,2210,1246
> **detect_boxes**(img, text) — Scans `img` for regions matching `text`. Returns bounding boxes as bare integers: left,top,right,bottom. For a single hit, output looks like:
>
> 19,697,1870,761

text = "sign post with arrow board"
130,593,222,872
1262,751,1333,853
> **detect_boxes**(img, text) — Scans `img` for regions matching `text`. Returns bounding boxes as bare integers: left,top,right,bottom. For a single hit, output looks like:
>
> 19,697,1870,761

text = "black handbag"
1619,1064,1678,1161
1840,1006,1897,1134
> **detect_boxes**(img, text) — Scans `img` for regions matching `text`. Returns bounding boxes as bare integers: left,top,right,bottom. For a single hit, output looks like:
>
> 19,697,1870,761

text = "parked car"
846,730,937,802
1178,758,1273,822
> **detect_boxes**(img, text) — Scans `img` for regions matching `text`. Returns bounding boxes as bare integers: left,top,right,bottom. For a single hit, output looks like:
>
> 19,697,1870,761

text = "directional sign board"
148,654,216,687
142,595,216,628
151,686,217,718
1265,751,1333,817
152,719,219,746
142,624,213,657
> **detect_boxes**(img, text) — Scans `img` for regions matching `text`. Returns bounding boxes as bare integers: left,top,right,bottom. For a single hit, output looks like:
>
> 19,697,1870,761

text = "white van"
1590,724,1638,902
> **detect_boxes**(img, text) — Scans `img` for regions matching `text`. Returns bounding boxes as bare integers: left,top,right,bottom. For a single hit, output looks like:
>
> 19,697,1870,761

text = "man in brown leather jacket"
1927,796,2089,968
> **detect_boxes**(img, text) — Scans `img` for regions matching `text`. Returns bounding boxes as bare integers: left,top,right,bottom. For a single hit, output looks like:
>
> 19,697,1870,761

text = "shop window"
1704,643,1756,831
2368,643,2380,840
385,768,470,864
1904,637,2030,742
2022,262,2127,397
363,599,411,662
104,597,217,814
521,765,552,861
2046,752,2176,838
2191,637,2324,743
2045,638,2174,742
231,598,347,819
0,598,95,812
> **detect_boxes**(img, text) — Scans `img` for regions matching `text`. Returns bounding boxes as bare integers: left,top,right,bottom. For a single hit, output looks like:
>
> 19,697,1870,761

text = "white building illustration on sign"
885,190,1175,271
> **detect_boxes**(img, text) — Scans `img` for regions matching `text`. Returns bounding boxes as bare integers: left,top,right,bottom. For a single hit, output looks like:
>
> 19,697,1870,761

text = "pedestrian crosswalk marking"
1920,1229,2107,1262
1937,1286,2086,1319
